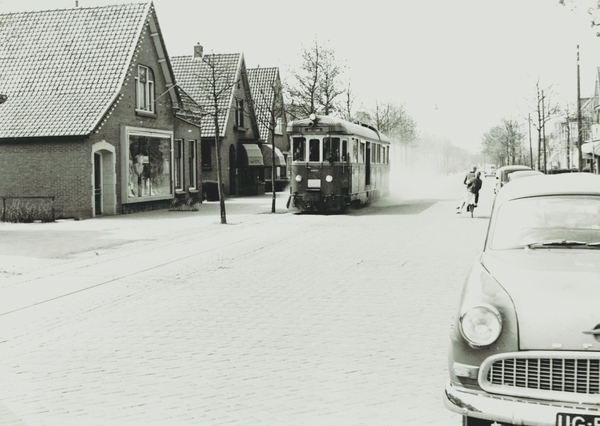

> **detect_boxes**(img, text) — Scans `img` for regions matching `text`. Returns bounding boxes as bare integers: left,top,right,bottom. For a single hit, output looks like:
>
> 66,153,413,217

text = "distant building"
172,47,265,199
247,67,289,192
0,2,202,219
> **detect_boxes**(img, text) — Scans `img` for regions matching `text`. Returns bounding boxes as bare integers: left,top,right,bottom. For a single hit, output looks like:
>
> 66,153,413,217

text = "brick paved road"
0,174,494,425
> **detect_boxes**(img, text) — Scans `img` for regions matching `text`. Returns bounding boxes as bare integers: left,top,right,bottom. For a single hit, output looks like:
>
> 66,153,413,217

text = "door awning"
261,144,286,166
582,141,600,156
240,144,264,166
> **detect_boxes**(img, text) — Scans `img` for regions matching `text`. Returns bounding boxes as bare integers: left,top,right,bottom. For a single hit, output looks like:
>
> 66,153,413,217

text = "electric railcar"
287,114,390,212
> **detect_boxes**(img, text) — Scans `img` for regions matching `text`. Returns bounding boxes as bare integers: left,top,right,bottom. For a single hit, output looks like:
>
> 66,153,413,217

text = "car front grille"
480,353,600,402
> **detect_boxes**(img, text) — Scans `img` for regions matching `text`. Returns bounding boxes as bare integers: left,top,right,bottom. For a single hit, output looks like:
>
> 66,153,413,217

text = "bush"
3,198,54,223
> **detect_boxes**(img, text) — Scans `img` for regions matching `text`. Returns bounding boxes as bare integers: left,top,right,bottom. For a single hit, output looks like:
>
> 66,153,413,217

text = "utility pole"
528,113,533,169
577,45,583,171
542,90,547,173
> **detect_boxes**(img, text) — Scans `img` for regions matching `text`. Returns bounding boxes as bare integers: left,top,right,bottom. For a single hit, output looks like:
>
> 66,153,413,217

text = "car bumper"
444,382,600,426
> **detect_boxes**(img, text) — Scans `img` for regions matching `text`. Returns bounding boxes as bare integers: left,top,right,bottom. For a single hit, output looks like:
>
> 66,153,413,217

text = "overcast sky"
1,0,599,152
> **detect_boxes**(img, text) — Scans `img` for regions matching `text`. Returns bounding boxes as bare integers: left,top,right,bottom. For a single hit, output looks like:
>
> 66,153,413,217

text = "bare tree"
339,81,357,122
196,54,241,224
371,101,417,143
559,0,600,33
286,39,344,119
481,119,525,166
249,69,286,213
529,80,560,172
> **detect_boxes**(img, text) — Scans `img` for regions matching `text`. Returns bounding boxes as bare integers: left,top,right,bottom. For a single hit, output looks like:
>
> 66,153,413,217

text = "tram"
286,114,391,212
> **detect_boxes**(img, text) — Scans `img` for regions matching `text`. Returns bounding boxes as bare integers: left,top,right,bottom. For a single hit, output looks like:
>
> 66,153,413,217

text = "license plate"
557,413,600,426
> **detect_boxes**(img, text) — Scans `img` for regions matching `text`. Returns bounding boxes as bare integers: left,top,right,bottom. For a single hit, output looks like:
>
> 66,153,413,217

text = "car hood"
482,249,600,351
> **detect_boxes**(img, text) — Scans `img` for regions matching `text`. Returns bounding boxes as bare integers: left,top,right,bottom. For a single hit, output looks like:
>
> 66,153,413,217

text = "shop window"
136,65,155,113
189,140,197,190
126,131,172,201
201,140,212,169
174,139,183,190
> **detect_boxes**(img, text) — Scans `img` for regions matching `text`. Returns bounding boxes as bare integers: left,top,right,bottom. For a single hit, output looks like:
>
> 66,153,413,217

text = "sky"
1,0,599,153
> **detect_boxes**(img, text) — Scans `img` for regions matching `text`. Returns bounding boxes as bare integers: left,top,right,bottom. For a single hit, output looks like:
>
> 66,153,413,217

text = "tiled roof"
247,67,279,140
171,53,241,138
174,86,203,126
0,2,150,138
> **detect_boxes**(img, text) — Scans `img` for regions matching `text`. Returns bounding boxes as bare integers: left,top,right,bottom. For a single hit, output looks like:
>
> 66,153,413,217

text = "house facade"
247,67,289,192
171,48,265,199
0,2,201,220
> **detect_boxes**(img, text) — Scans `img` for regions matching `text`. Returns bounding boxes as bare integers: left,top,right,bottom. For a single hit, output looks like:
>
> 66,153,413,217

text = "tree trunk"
214,114,227,224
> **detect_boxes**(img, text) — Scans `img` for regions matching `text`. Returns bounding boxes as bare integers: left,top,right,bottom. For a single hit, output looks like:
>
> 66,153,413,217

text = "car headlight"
325,175,333,182
295,175,302,183
459,305,502,347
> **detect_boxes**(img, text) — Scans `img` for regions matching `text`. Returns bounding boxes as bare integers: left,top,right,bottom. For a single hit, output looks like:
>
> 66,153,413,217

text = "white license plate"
557,413,600,426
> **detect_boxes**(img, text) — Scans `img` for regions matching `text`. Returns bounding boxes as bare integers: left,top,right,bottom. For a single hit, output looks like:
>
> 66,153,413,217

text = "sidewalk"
0,192,292,278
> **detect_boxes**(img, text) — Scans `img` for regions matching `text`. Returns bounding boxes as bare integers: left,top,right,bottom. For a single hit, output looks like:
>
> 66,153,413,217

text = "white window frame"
121,126,173,203
136,65,155,113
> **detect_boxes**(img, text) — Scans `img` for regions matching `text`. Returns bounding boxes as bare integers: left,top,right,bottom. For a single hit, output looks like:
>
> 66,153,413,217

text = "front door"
229,145,237,195
94,152,102,215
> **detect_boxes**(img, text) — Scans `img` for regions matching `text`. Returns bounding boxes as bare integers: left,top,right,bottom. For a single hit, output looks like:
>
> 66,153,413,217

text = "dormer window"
136,65,155,113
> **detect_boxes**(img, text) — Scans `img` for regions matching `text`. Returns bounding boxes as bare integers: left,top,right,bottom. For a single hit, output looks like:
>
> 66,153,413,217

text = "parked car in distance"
506,169,544,183
493,165,532,194
484,164,496,177
444,173,600,426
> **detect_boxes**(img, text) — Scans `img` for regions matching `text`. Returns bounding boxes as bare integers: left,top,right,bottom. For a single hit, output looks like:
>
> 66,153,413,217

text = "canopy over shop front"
239,144,264,167
582,141,600,157
260,144,285,166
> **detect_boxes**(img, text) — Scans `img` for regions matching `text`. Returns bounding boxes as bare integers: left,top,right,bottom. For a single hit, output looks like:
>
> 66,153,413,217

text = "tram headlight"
295,175,303,183
325,175,333,182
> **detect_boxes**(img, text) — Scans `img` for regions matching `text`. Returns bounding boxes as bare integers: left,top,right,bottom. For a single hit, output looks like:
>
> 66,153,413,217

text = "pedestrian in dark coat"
467,171,483,206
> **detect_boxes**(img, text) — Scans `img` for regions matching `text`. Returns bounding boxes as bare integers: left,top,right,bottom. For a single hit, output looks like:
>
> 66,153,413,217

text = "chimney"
193,43,203,59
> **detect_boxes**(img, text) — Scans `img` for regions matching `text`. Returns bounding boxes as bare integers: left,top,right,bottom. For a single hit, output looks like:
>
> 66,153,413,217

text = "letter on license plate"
557,413,600,426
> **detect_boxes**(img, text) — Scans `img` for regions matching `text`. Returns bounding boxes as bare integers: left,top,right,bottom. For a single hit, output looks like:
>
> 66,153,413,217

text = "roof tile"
0,2,150,138
171,53,241,138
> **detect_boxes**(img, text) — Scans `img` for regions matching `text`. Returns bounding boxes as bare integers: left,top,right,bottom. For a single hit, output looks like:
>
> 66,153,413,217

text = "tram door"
365,142,371,186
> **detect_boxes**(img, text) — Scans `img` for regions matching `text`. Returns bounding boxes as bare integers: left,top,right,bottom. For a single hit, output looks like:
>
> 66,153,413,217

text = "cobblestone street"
0,174,494,425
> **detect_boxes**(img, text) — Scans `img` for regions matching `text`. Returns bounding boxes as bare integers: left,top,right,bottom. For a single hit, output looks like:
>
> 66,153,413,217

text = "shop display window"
127,132,172,200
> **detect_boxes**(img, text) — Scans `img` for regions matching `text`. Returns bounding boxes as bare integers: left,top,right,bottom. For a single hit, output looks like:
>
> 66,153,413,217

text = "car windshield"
489,195,600,249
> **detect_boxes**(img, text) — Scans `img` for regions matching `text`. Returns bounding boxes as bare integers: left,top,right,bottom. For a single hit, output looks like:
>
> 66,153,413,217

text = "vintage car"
494,165,532,194
444,173,600,426
507,170,544,183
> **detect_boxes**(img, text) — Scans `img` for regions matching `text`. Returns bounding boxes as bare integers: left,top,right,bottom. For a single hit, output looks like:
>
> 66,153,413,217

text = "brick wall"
0,137,92,219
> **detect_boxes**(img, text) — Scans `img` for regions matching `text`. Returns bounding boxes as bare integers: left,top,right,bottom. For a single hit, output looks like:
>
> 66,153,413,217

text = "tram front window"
292,137,305,161
309,138,320,162
324,138,341,162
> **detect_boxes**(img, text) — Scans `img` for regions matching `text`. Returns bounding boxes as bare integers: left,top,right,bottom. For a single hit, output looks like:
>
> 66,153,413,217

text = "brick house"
171,47,265,199
0,2,202,220
247,67,289,192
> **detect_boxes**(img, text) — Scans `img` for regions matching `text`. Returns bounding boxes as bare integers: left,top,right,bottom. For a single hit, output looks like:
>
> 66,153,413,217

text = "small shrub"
3,198,54,223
